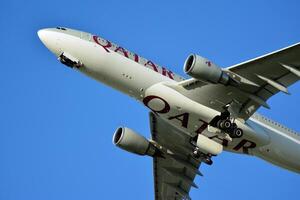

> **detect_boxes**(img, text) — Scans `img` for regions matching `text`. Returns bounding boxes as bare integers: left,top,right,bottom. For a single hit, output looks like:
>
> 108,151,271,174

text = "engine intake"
113,127,157,156
184,54,230,85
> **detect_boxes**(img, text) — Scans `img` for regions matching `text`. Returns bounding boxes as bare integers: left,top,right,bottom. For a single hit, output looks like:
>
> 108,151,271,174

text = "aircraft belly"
253,128,300,173
144,83,220,137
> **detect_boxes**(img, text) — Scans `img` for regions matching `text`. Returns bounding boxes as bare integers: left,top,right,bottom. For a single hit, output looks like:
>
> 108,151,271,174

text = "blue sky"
1,0,300,199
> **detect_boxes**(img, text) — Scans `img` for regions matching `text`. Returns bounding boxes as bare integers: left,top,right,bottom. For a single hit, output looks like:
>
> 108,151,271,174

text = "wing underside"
149,42,300,199
226,42,300,118
176,42,300,120
149,113,202,200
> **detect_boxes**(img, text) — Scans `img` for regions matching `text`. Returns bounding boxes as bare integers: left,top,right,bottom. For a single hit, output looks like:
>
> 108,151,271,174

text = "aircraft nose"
37,29,47,44
37,29,53,47
37,29,61,56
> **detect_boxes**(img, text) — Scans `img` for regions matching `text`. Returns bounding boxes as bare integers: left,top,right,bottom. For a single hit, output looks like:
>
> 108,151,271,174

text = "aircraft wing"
177,42,300,120
149,113,203,200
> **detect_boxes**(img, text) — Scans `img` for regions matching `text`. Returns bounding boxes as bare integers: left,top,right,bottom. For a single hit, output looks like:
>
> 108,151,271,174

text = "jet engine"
113,127,157,156
183,54,230,85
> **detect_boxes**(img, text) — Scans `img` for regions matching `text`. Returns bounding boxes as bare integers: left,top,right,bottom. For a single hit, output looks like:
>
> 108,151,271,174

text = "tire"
216,120,223,129
221,119,232,129
233,128,243,138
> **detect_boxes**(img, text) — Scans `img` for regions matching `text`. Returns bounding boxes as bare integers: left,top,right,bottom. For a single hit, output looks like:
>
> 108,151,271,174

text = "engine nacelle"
196,134,223,155
184,54,230,84
113,127,157,156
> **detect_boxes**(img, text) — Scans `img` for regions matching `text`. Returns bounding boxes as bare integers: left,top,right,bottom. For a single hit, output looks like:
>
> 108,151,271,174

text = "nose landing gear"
58,52,83,68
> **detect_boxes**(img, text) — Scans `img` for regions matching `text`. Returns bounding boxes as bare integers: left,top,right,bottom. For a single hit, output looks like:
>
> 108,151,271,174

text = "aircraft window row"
260,115,298,136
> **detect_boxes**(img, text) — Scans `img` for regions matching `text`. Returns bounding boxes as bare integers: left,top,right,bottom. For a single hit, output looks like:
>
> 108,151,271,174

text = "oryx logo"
93,35,111,53
205,60,212,67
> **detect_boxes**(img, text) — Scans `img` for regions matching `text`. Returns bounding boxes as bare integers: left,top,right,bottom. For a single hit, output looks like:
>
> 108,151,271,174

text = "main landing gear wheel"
215,118,244,138
193,149,213,165
232,128,243,138
217,119,232,129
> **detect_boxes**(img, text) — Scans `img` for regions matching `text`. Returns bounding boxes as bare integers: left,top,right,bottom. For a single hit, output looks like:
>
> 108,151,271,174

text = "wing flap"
172,43,300,120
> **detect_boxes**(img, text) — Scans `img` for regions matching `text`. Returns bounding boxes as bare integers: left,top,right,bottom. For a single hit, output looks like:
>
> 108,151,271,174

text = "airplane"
38,27,300,200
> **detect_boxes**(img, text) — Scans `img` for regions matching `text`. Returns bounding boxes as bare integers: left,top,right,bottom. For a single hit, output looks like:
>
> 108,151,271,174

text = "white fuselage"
38,27,300,173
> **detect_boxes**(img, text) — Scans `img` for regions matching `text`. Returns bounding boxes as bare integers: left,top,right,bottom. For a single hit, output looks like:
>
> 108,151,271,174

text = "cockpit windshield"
56,27,67,31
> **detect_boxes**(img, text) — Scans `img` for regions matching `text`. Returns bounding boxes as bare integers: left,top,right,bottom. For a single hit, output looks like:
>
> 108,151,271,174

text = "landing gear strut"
193,148,213,165
212,105,244,138
216,119,243,138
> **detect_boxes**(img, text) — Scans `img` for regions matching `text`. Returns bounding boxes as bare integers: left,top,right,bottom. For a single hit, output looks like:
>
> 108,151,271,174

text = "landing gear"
202,155,213,165
193,148,213,165
217,119,232,129
232,128,243,138
212,105,244,139
216,119,243,138
58,52,83,68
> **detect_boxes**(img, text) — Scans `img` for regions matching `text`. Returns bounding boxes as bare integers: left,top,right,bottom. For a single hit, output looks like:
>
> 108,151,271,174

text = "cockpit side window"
56,27,67,31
